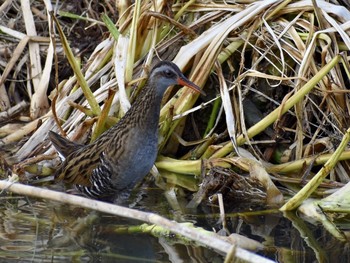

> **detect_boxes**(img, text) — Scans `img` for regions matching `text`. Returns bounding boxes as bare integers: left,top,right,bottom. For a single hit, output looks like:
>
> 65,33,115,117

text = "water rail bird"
49,61,204,202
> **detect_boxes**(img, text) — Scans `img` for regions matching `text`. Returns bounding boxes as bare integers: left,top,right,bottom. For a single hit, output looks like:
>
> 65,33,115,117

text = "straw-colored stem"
125,0,141,83
91,89,116,142
51,13,101,116
280,127,350,211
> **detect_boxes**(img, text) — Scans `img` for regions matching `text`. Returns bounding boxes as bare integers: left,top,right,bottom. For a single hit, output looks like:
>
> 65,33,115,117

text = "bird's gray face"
150,62,203,95
151,65,182,88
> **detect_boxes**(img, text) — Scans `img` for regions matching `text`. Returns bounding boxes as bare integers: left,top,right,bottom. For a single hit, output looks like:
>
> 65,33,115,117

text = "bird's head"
149,61,205,96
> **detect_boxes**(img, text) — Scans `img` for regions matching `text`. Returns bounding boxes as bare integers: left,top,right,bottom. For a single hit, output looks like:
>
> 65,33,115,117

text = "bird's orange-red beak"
177,77,206,96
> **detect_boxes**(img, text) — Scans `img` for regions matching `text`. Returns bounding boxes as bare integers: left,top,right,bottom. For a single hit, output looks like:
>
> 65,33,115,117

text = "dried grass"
1,0,350,254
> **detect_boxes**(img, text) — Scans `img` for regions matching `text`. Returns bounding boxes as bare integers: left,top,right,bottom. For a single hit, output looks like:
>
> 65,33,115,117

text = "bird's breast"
128,128,158,173
107,127,158,189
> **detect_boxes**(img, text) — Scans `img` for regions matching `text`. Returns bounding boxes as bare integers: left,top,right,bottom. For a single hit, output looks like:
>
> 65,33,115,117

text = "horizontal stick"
0,180,273,263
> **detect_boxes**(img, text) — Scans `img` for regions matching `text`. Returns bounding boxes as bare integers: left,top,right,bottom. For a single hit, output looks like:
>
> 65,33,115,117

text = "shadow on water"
0,188,349,262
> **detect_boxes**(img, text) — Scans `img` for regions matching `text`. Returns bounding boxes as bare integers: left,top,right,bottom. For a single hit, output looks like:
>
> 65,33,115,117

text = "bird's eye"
164,70,174,77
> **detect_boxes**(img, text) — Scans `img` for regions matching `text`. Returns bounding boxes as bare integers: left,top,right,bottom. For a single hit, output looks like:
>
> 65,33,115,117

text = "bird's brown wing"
54,144,103,186
54,129,127,186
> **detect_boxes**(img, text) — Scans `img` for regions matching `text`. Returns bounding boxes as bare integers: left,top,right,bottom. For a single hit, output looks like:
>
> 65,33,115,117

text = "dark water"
0,189,349,263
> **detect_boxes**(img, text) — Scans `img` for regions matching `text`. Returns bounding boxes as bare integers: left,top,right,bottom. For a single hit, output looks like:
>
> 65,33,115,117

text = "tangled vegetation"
1,0,350,261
